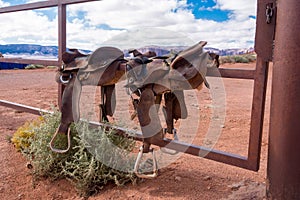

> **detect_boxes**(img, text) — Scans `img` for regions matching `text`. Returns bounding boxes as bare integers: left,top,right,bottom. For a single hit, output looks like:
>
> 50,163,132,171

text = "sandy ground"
0,62,271,200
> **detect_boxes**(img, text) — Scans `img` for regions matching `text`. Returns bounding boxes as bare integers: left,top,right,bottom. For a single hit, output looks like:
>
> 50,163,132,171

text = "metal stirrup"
49,127,71,153
134,146,158,178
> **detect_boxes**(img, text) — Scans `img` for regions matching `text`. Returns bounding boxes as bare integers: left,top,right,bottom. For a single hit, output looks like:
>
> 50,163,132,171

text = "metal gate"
0,0,275,171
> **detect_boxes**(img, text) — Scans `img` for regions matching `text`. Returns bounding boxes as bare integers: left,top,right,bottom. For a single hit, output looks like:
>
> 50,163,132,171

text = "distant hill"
124,45,254,57
0,44,59,57
205,47,255,56
0,44,254,58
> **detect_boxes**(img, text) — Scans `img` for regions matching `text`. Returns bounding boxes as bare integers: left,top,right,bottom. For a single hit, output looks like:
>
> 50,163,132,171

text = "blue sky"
187,0,231,21
0,0,257,50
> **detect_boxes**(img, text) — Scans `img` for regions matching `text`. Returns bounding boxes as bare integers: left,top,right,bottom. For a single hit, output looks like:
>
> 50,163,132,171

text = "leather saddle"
61,41,209,90
61,47,126,73
125,41,210,90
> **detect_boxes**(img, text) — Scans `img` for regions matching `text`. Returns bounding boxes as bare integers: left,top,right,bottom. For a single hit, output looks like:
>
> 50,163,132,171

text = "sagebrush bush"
11,116,44,151
25,64,45,69
13,110,137,197
233,56,249,63
220,54,257,64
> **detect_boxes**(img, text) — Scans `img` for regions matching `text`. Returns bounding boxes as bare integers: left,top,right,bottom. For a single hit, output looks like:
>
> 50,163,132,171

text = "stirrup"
134,146,158,178
49,127,71,153
160,128,179,155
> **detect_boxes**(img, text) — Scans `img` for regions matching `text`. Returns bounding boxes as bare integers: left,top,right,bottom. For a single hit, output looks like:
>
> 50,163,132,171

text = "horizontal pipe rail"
207,68,255,79
0,58,59,66
0,100,52,115
0,0,99,13
0,99,254,170
89,121,251,170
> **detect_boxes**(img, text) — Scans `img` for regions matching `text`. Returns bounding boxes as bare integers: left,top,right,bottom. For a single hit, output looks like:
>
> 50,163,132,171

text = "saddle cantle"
61,49,89,71
61,56,89,72
62,48,89,64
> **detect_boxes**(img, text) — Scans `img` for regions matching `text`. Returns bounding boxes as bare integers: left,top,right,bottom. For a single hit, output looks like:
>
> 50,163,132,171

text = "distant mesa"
124,45,254,57
0,44,59,57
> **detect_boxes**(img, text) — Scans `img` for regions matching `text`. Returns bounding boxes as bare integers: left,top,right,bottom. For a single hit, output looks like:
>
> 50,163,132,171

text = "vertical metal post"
267,0,300,199
247,57,269,171
57,2,67,108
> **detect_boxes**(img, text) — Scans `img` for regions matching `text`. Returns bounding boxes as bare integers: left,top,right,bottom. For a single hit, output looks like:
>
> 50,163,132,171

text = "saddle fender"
136,88,163,152
50,74,82,153
58,74,82,134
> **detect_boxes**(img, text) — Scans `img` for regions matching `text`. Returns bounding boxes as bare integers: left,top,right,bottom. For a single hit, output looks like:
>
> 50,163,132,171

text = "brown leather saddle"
61,46,126,73
125,41,210,91
125,41,209,141
53,42,210,179
131,42,211,177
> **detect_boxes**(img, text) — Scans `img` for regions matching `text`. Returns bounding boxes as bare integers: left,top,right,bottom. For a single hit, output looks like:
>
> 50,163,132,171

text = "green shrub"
219,56,235,64
46,66,58,69
233,56,249,63
244,54,257,62
13,110,137,197
220,54,257,64
25,64,45,69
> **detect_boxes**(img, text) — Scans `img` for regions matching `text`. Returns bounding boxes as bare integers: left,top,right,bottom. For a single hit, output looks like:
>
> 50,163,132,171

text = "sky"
0,0,257,50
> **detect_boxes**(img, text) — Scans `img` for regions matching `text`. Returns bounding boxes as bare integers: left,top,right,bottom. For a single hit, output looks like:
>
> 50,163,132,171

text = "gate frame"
0,0,272,171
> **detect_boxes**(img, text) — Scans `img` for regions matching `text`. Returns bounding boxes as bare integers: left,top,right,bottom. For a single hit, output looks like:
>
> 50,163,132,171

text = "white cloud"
0,9,57,45
66,0,257,49
0,0,257,50
68,0,191,29
214,0,257,22
0,0,9,7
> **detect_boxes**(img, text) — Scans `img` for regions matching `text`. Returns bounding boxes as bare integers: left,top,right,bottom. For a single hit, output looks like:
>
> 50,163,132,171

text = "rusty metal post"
267,0,300,199
57,3,67,109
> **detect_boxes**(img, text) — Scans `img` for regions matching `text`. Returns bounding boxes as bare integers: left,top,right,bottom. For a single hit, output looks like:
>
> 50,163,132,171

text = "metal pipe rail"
0,99,249,169
0,0,271,172
0,0,99,14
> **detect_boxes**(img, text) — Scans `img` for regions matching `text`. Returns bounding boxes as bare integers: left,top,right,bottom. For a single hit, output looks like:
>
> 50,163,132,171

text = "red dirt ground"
0,62,271,200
